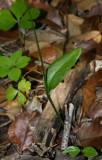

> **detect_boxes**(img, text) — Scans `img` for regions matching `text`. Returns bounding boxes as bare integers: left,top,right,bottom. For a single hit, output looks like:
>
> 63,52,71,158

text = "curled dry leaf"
79,4,102,18
8,110,41,151
0,100,22,121
64,14,84,37
65,31,101,54
25,96,42,114
88,98,102,119
82,69,102,117
73,0,97,12
77,40,102,61
77,118,102,149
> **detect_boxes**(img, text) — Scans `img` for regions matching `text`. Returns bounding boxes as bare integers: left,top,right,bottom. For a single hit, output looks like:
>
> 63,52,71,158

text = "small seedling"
6,79,31,105
0,49,30,82
0,0,40,31
63,146,98,157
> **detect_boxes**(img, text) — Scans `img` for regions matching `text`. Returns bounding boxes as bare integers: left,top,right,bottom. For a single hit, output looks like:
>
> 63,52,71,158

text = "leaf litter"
0,0,102,159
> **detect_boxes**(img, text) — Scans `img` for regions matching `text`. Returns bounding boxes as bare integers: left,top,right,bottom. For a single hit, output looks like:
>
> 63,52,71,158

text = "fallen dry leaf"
0,100,22,121
0,86,6,102
79,4,102,18
8,110,41,151
77,118,102,149
65,30,101,54
82,69,102,117
28,42,56,64
74,0,97,12
77,40,102,61
64,14,84,37
88,98,102,119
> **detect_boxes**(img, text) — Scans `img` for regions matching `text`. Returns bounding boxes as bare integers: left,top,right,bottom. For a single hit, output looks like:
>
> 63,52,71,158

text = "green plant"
6,79,31,104
0,49,31,104
63,146,98,157
0,49,30,82
0,0,81,125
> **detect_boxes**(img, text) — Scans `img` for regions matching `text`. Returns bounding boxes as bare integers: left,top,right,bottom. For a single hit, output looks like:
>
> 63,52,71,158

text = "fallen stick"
33,61,95,148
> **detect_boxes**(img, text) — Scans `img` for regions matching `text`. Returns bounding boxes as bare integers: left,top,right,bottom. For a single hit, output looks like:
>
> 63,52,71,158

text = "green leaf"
6,87,18,100
45,47,82,92
0,10,17,30
0,52,2,56
10,50,22,66
18,79,31,91
0,67,10,78
10,0,27,20
63,146,81,157
15,56,30,68
19,20,35,29
82,147,98,157
0,56,12,68
17,91,26,105
8,67,21,82
21,8,40,21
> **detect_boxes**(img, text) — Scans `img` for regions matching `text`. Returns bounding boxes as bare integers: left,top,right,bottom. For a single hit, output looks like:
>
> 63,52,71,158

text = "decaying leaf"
82,69,102,117
77,118,102,149
25,96,42,114
8,110,41,151
88,98,102,119
73,0,97,12
77,40,102,61
64,14,84,37
0,100,22,120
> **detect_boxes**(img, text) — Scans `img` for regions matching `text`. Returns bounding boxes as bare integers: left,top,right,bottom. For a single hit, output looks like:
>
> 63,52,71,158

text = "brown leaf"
82,70,102,117
0,30,19,44
73,0,97,12
64,14,84,37
8,110,40,151
77,118,102,149
79,4,102,18
77,40,102,61
0,100,22,121
0,86,6,102
88,99,102,119
27,42,56,64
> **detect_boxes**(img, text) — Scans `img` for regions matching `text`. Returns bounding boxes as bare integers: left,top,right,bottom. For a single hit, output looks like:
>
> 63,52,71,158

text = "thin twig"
61,103,74,150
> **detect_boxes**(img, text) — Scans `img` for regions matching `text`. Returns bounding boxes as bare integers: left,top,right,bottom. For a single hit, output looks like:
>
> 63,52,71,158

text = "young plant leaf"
0,10,17,31
63,146,81,157
21,8,40,21
18,79,31,92
10,0,27,20
0,67,10,78
6,87,18,100
0,56,12,68
10,50,22,65
19,20,35,29
17,91,26,105
0,52,2,56
15,56,30,68
44,47,82,92
8,67,21,82
82,147,98,157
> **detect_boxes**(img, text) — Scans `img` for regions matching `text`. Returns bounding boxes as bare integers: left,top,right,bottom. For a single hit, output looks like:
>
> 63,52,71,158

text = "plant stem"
26,3,64,126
